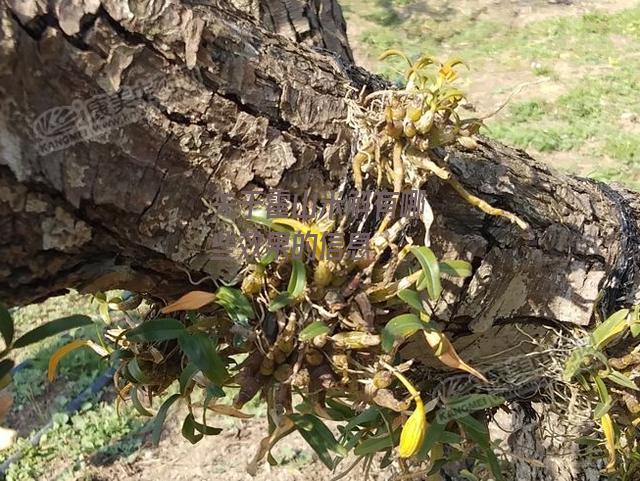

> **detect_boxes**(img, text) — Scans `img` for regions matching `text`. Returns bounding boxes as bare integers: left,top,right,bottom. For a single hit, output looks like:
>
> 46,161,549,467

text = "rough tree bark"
231,0,353,61
0,0,638,479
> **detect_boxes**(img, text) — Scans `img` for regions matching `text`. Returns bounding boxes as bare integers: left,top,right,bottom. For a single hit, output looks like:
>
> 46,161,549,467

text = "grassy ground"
341,0,640,189
3,1,640,480
1,294,145,481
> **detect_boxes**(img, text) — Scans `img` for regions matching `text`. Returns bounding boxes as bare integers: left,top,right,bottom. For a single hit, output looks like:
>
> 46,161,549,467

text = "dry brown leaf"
247,416,295,475
423,330,487,382
160,291,217,314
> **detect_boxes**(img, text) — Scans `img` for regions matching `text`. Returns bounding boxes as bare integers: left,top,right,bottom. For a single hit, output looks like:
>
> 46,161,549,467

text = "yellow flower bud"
314,261,333,287
406,105,422,122
398,399,426,458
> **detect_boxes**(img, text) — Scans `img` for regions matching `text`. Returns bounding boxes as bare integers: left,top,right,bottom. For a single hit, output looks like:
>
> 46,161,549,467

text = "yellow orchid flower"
601,413,616,472
382,362,428,458
271,218,334,261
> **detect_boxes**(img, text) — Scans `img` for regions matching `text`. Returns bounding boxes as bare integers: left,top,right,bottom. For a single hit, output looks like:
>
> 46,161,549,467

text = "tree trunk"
232,0,353,62
0,0,638,479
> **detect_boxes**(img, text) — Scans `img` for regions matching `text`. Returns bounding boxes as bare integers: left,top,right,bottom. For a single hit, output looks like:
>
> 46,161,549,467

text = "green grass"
342,1,640,189
3,404,144,481
486,62,640,187
2,293,147,481
347,2,640,69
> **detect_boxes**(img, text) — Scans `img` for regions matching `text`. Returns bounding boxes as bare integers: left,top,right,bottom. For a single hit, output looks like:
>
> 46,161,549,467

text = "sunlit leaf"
439,260,473,278
411,246,442,300
99,302,111,324
605,369,639,391
268,260,307,311
379,49,413,68
382,313,424,352
591,309,630,349
288,260,307,298
160,291,217,314
299,321,330,342
215,287,255,322
271,219,325,260
594,375,612,419
13,315,93,349
268,292,293,312
397,289,423,312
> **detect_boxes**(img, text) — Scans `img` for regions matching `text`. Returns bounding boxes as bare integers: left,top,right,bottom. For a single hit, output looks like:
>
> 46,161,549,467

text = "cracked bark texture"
0,0,638,479
232,0,353,62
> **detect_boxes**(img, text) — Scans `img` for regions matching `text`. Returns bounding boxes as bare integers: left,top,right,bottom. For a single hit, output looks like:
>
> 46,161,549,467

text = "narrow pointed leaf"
126,318,186,343
48,339,107,382
290,413,345,468
605,369,639,391
13,315,93,349
182,413,204,444
152,393,180,445
354,430,398,455
418,420,445,459
178,362,200,395
268,292,293,312
204,402,254,419
288,259,307,297
131,387,153,416
178,333,228,385
411,246,442,300
591,309,630,349
0,359,14,382
601,413,616,471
